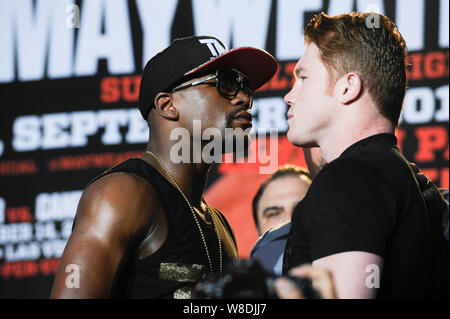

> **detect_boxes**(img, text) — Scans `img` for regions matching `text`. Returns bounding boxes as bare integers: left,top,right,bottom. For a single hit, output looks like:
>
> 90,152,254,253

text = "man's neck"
143,145,211,208
319,118,395,163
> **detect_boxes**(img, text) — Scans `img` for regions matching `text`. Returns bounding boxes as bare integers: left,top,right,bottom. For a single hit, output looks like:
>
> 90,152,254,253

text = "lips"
287,109,294,120
231,110,252,129
234,111,252,122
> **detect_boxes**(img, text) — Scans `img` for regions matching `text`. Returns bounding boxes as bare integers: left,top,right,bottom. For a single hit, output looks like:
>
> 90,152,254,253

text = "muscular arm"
313,251,383,298
276,253,381,299
50,173,157,298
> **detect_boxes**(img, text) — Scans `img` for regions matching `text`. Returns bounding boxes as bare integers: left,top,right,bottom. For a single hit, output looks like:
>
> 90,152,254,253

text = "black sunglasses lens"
217,70,238,96
217,69,252,98
241,77,253,97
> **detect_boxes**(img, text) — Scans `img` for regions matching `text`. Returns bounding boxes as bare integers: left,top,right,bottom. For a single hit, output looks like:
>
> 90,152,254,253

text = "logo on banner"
199,39,227,57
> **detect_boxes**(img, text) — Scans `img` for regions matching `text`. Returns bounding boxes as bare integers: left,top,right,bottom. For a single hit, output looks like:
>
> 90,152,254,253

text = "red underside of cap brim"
185,47,278,90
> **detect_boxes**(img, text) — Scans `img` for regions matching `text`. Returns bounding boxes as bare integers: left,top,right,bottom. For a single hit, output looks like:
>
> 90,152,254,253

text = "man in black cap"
51,36,277,298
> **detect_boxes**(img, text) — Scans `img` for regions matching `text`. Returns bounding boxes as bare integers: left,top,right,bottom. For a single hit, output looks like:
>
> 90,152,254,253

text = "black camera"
192,259,322,299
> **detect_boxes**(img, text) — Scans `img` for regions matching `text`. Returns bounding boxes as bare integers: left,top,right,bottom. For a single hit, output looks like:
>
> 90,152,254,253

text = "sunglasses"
171,68,253,101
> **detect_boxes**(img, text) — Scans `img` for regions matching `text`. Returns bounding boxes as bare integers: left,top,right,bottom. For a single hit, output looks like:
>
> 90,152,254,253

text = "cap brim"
185,47,278,90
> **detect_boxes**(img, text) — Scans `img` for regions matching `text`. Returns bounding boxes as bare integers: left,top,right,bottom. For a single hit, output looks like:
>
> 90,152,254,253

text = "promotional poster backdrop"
0,0,448,298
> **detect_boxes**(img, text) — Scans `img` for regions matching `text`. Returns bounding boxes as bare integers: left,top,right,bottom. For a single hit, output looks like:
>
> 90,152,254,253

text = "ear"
154,92,179,121
337,73,363,105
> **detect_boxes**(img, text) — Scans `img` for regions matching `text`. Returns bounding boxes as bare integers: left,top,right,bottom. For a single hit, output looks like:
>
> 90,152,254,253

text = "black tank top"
84,158,238,298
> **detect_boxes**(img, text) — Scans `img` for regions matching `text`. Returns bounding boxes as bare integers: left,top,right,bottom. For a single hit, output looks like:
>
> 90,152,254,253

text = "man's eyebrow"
294,65,307,78
262,206,283,217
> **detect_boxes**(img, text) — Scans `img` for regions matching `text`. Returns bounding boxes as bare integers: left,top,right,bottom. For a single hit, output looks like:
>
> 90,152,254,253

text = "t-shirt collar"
340,133,398,158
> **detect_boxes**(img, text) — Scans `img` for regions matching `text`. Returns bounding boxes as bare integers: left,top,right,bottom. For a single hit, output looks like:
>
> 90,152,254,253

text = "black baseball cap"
138,35,278,120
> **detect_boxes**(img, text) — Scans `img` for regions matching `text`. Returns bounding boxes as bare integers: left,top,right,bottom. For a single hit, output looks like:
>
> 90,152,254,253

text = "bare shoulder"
75,172,160,241
51,172,161,298
82,172,158,211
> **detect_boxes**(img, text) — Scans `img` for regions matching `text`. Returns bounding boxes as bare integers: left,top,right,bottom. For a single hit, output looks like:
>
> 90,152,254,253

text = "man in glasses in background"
250,164,312,276
51,36,277,298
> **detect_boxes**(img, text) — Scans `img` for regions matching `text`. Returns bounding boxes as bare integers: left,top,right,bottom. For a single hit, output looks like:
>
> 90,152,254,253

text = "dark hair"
304,12,407,126
252,165,312,231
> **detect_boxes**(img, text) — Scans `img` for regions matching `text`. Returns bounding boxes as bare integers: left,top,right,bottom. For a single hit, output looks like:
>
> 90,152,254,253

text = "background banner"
0,0,448,298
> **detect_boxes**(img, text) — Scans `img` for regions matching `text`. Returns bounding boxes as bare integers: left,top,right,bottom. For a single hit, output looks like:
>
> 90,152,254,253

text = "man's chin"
287,131,316,148
230,122,252,132
286,130,300,146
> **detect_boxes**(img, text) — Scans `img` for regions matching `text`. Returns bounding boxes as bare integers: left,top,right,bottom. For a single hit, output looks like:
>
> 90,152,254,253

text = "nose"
231,89,252,109
284,88,294,106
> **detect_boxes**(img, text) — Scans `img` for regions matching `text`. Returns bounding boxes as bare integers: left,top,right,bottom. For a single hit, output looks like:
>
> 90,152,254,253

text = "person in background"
411,163,449,244
250,164,312,275
442,189,449,242
252,164,312,236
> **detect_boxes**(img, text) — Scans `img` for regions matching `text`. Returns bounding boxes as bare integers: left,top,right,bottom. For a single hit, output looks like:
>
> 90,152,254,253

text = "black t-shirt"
283,134,449,298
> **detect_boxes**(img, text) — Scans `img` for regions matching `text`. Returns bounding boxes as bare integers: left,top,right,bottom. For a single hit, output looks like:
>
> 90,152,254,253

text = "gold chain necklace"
145,151,222,276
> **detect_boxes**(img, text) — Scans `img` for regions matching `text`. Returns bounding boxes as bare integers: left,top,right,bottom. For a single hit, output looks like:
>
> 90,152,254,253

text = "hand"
274,264,337,299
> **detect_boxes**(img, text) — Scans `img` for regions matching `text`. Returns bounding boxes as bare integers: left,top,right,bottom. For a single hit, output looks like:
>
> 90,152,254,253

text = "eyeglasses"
171,68,253,101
